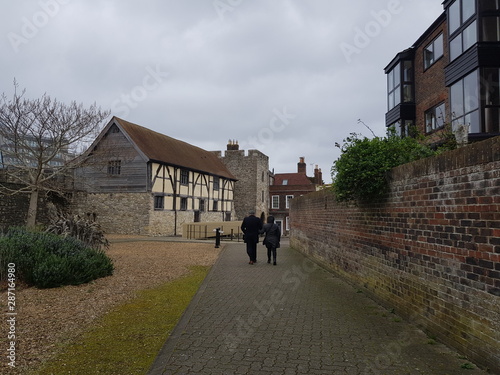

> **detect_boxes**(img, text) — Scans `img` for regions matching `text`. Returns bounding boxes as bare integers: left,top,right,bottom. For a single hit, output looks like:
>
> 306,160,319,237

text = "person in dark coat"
260,216,281,265
241,210,262,264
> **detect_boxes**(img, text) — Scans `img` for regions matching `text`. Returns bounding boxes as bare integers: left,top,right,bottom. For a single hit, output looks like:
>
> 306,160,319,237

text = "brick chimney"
314,165,323,185
297,157,306,174
227,139,239,151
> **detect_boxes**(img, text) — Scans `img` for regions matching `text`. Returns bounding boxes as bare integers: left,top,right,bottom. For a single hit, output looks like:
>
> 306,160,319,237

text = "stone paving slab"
148,241,489,375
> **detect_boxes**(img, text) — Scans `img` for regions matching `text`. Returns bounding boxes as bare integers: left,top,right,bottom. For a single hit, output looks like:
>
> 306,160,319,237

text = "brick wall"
290,137,500,373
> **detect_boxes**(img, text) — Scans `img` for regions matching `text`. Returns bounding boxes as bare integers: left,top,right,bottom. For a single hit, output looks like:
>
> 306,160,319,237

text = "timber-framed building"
72,117,237,236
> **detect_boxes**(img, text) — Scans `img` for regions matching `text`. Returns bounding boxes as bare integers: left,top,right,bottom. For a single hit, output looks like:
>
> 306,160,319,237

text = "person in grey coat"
261,216,281,265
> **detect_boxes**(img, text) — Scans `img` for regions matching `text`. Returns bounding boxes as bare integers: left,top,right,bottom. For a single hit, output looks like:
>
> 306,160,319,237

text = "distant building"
385,1,500,143
214,140,270,222
72,117,237,236
0,125,71,169
269,157,323,234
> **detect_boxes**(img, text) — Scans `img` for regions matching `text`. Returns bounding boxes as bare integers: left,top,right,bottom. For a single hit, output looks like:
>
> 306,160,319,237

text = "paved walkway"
148,240,488,375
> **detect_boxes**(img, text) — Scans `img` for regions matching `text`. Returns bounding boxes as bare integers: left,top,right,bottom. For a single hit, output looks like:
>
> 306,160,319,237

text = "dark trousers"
246,241,257,262
266,245,277,262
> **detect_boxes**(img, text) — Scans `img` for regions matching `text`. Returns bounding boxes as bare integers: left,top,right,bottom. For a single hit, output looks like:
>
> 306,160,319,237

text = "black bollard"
215,227,221,248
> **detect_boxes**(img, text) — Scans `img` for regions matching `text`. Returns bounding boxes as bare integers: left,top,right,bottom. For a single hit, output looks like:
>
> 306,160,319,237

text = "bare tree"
0,81,110,228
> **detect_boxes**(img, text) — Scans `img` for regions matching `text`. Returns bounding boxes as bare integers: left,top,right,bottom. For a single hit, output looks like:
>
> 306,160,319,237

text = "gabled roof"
273,173,314,186
93,117,236,180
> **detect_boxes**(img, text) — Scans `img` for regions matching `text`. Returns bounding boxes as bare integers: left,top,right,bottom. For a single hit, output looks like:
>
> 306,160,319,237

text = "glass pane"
463,21,477,51
424,46,434,69
462,0,476,22
464,70,479,112
394,88,401,107
394,63,400,88
403,60,413,82
388,92,394,110
449,0,461,34
451,79,465,118
436,103,446,128
482,17,500,41
450,34,462,61
388,69,394,91
434,34,444,59
480,0,500,11
484,107,500,132
403,84,413,102
425,111,434,132
483,68,500,105
465,110,480,132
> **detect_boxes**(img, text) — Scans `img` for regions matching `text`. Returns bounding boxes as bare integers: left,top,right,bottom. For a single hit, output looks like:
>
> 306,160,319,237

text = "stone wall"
0,181,58,231
290,137,500,373
217,149,270,220
71,192,151,235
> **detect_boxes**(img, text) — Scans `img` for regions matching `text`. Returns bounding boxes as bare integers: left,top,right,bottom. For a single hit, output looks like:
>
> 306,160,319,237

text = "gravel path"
0,235,221,373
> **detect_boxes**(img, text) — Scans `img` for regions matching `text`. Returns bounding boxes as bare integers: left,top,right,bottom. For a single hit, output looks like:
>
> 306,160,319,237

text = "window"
180,197,188,211
212,200,218,211
425,103,446,133
451,70,479,133
480,0,500,11
285,216,290,231
154,195,164,210
272,195,279,209
424,34,444,69
108,160,121,175
387,63,401,110
450,21,477,60
449,0,477,61
449,0,476,34
482,68,500,133
285,195,294,209
389,120,414,137
199,199,205,212
213,176,220,190
482,16,500,41
282,179,288,185
180,169,189,185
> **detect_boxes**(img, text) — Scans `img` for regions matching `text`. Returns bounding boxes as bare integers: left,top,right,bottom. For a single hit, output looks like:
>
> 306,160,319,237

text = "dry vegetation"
0,235,221,373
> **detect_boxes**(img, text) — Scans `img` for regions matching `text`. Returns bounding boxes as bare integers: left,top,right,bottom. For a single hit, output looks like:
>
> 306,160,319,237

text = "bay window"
451,70,480,133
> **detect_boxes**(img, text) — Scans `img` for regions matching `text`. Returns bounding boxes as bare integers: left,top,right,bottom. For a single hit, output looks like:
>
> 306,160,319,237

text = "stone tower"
214,140,270,221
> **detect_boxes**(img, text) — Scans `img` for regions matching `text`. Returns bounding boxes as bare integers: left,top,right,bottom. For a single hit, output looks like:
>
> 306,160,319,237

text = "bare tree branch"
0,80,110,227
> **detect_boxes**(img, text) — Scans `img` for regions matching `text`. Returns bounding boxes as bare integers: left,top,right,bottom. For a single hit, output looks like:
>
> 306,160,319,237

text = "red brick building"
385,0,500,143
269,157,322,234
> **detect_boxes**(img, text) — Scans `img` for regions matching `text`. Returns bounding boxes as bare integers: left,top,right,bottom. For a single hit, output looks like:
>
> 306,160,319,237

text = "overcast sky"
1,0,445,183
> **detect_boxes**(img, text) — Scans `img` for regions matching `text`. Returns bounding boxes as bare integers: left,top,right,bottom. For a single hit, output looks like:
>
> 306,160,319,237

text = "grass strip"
35,265,210,375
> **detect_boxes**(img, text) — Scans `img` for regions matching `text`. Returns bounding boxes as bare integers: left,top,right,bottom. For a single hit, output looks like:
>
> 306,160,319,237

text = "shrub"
0,227,113,288
331,132,437,202
46,210,109,250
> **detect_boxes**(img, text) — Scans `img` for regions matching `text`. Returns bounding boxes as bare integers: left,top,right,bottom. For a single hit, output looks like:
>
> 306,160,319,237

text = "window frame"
180,197,188,211
271,195,279,209
107,160,121,175
285,195,294,209
448,0,477,61
450,69,480,133
213,176,220,190
425,102,447,133
154,195,165,210
424,33,444,70
180,169,189,185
